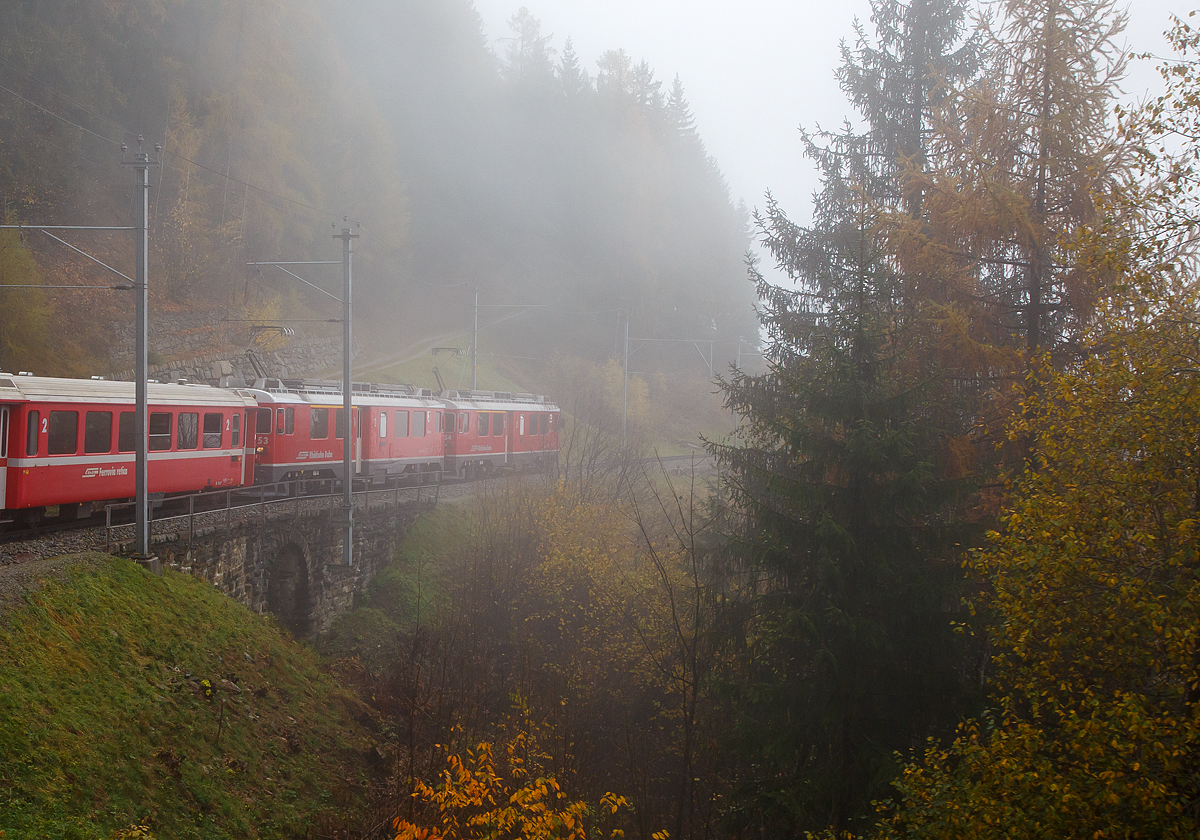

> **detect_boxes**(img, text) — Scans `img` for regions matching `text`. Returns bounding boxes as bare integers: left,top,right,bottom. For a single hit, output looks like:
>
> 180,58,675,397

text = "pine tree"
557,38,591,98
837,0,980,214
709,2,983,832
501,7,556,91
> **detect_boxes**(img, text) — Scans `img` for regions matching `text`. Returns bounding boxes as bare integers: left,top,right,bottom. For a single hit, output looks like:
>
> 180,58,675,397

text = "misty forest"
2,0,1200,838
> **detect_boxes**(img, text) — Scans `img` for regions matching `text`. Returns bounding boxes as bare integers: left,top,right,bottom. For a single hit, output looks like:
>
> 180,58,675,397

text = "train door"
241,408,257,486
0,406,9,509
372,407,385,477
354,407,363,475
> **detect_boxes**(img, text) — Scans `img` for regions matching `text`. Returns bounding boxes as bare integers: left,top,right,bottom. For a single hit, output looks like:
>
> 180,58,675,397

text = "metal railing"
104,472,442,555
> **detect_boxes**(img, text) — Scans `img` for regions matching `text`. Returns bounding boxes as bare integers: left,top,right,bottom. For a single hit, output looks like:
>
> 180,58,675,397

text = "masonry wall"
108,308,360,385
153,498,424,636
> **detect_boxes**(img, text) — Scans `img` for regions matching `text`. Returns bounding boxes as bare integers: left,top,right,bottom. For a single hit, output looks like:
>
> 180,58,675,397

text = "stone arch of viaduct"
150,498,426,636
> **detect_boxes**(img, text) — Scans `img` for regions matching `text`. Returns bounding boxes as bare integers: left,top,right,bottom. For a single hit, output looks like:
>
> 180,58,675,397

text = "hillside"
0,555,377,839
0,0,758,383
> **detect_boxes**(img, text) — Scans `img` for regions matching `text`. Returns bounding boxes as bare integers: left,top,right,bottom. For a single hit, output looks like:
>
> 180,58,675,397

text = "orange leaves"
393,728,629,840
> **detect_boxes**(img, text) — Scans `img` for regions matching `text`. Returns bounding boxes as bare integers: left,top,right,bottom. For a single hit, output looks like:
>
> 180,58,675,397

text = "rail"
104,473,442,555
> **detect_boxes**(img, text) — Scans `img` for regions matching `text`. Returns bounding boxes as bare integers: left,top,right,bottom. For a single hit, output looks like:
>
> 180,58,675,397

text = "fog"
0,0,1188,375
471,0,1185,221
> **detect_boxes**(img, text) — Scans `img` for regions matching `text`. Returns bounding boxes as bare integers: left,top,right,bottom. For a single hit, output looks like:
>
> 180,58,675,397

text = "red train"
0,373,559,528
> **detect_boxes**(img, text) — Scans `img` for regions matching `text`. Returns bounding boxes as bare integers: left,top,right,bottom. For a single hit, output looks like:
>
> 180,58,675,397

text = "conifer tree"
710,1,983,832
896,0,1131,357
557,38,591,98
501,7,556,90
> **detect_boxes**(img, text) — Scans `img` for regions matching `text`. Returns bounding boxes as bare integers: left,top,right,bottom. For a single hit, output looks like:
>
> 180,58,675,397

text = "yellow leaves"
874,288,1200,838
107,822,156,840
393,820,442,840
395,728,628,840
599,793,628,815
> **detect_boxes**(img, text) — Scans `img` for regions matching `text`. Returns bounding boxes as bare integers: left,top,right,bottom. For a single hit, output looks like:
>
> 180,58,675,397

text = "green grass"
0,556,374,839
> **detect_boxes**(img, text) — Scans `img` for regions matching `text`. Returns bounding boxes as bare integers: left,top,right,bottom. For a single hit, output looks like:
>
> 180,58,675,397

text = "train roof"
438,389,559,412
246,377,443,407
0,373,257,407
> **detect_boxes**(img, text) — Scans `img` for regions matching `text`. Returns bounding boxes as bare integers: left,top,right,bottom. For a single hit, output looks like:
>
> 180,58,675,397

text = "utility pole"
245,252,346,562
122,137,160,561
335,224,358,567
622,314,629,449
472,285,479,391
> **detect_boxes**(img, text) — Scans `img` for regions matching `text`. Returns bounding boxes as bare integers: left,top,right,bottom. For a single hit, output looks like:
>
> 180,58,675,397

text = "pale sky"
471,0,1187,225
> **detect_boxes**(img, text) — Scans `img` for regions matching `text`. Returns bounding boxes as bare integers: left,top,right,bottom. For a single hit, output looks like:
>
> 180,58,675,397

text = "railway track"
1,455,709,569
0,477,453,567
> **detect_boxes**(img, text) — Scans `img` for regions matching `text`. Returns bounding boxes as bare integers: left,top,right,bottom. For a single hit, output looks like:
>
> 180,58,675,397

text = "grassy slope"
0,556,374,840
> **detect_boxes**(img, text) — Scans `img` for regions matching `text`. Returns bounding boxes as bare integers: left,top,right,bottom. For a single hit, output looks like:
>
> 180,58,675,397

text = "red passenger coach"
0,374,258,524
0,371,564,528
246,379,447,485
439,390,560,478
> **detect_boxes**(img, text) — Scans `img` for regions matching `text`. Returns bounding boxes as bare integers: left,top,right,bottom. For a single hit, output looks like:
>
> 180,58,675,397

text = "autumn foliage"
869,287,1200,837
393,728,629,840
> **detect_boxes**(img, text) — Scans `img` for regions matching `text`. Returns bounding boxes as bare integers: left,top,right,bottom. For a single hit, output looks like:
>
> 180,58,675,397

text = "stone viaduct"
113,485,436,636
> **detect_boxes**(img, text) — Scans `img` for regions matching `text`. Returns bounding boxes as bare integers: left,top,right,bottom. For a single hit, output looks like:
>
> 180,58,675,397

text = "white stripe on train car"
8,449,244,468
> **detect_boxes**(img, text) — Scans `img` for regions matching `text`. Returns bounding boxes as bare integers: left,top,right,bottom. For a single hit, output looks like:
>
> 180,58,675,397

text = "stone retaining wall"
108,337,359,386
108,308,357,385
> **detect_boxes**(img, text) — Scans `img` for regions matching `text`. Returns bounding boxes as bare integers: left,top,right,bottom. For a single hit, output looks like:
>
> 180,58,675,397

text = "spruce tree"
710,0,983,833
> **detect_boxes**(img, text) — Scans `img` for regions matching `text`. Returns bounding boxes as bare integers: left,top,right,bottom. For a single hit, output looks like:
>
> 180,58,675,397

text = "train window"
177,412,199,450
84,411,113,454
118,412,135,452
540,413,549,435
459,412,469,434
394,410,409,437
379,411,387,438
311,408,329,439
276,407,294,435
26,410,39,457
0,408,7,457
413,411,426,437
231,413,241,448
256,408,271,434
48,411,78,455
149,412,172,451
493,413,504,437
478,412,489,436
202,413,223,449
335,408,345,439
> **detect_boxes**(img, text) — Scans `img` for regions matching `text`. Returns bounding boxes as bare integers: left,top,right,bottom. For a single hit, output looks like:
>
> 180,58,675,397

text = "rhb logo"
82,466,128,479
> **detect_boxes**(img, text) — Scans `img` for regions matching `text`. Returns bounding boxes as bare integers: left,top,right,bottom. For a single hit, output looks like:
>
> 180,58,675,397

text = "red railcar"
0,372,563,528
246,379,447,485
438,390,560,478
0,374,258,524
